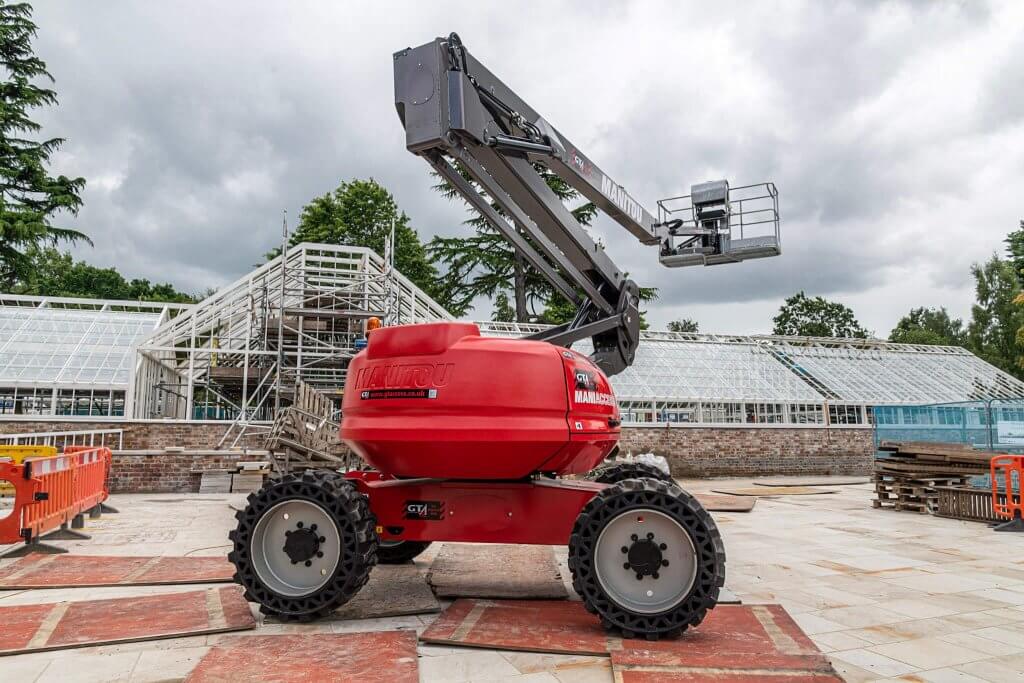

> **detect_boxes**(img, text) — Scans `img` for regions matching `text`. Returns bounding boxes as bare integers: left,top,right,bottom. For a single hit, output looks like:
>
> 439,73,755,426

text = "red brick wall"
0,420,874,492
620,425,874,477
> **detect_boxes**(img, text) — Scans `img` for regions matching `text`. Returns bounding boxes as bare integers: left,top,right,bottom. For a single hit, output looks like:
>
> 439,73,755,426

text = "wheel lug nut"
662,559,669,567
305,560,312,567
630,534,638,541
623,562,631,570
285,530,291,536
319,536,326,543
311,524,317,531
297,522,304,528
635,574,643,581
290,559,297,565
621,546,628,554
652,572,660,579
659,543,667,550
646,532,654,540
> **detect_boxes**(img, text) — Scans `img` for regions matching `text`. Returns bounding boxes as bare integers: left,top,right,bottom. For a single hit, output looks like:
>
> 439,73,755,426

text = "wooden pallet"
936,485,1007,523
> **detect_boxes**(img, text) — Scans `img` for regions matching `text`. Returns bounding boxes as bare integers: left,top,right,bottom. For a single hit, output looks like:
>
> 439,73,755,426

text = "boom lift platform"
230,33,781,639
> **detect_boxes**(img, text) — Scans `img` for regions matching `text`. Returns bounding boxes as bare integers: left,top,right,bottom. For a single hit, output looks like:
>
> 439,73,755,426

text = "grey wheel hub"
251,499,341,597
594,509,698,614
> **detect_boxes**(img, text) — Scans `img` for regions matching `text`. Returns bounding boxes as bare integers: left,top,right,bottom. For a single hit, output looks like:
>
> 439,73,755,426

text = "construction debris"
874,441,989,515
264,381,353,474
427,543,567,600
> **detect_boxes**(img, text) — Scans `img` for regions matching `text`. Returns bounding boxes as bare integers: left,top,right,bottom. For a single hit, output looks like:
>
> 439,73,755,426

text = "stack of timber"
874,441,991,515
265,381,356,474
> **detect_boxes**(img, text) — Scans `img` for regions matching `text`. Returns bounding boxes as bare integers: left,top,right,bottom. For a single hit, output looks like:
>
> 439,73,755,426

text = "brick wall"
0,420,263,450
620,425,874,477
0,419,874,492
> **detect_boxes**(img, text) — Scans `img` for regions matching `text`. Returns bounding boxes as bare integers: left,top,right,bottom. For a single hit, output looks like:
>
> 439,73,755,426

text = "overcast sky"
32,1,1024,335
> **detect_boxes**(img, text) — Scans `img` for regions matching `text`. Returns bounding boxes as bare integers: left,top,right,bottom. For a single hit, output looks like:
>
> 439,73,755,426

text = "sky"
31,1,1024,336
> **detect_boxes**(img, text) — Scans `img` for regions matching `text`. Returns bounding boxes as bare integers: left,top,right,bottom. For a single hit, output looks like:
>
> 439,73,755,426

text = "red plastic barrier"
991,454,1023,521
0,447,111,546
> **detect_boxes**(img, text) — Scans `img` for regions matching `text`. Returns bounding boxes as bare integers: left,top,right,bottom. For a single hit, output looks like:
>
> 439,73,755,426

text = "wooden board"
263,564,441,623
694,493,757,512
186,632,419,683
611,649,842,682
420,600,820,658
0,586,254,656
754,477,869,487
711,487,838,497
0,554,235,589
428,543,567,599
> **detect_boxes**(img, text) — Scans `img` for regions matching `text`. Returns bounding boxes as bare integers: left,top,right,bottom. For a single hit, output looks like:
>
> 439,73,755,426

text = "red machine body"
341,321,621,480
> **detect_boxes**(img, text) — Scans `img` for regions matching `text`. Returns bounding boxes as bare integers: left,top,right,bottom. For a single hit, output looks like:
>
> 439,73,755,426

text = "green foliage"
428,162,596,321
491,291,515,322
667,318,699,333
889,307,965,346
0,2,88,288
1005,220,1024,287
968,254,1024,377
274,178,442,305
772,291,869,338
14,247,195,302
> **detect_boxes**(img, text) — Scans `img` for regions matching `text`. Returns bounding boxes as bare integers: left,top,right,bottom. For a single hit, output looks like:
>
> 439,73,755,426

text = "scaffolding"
131,244,450,421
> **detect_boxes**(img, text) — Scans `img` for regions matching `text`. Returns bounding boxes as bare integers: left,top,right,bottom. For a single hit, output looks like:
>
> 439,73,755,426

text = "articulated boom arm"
394,33,780,376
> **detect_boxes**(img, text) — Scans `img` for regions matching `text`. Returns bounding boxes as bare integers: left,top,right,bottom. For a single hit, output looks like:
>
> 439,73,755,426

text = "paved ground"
1,477,1023,682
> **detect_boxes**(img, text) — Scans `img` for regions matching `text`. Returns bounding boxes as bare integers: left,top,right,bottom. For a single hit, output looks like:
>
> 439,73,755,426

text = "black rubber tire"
228,470,378,621
377,540,432,564
587,461,673,485
568,478,725,640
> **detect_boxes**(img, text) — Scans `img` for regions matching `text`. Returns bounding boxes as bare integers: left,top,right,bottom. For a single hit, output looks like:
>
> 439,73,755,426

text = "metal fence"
0,428,124,451
873,399,1024,454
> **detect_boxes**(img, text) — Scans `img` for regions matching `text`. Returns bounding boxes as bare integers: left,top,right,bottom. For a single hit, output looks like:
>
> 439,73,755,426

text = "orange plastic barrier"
990,454,1024,532
0,447,112,548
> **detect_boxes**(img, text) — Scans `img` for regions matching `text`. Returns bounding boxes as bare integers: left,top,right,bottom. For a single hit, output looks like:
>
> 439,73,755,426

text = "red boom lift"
229,33,781,639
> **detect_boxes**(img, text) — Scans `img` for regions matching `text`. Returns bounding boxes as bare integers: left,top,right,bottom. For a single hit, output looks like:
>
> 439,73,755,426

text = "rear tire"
377,540,432,564
588,461,673,485
568,478,725,640
228,470,378,621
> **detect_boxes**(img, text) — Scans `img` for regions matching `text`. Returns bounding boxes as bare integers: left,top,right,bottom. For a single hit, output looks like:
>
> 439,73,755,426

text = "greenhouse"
1,244,1023,426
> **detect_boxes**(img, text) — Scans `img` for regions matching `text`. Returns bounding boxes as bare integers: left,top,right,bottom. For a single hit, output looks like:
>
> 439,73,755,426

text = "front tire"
228,470,377,620
568,478,725,639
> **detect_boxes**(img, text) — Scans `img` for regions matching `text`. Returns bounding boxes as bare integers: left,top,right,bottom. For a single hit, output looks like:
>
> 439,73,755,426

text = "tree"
968,254,1024,377
428,163,597,321
14,247,195,302
491,291,515,322
0,2,88,288
275,178,443,306
772,291,869,338
668,318,699,333
889,307,966,346
1005,220,1024,287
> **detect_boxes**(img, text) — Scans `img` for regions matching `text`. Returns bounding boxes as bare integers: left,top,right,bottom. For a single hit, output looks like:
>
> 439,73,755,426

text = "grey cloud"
23,1,1024,336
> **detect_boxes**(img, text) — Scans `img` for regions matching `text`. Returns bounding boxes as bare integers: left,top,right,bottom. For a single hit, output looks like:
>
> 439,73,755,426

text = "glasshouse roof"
475,322,1024,404
0,295,187,388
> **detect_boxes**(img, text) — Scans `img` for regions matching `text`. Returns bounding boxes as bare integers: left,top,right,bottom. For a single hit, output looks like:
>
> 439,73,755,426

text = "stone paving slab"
0,586,254,656
0,554,234,589
185,632,419,683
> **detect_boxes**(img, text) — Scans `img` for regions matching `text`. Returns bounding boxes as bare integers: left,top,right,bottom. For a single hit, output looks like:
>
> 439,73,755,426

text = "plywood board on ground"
693,493,757,512
0,586,254,656
264,564,440,622
754,477,869,487
419,600,819,658
611,649,842,682
428,543,567,599
711,487,837,497
186,632,419,683
0,554,235,589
